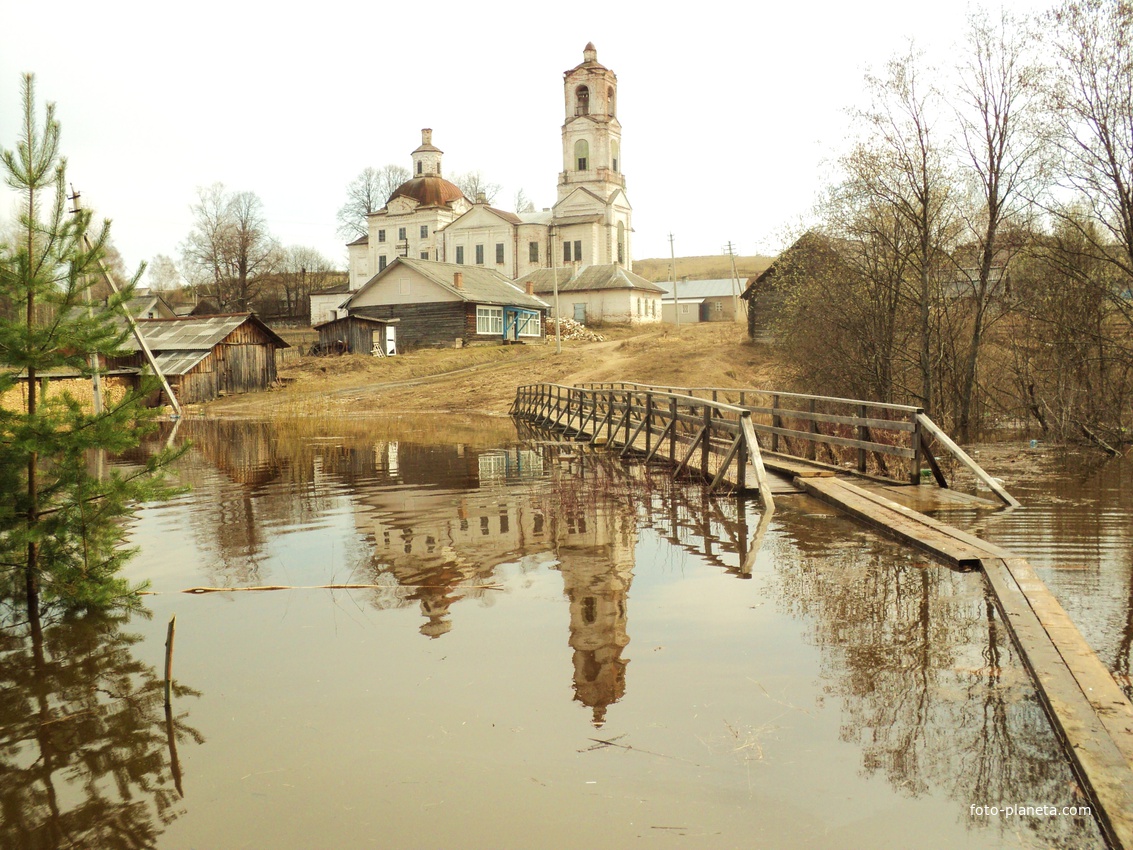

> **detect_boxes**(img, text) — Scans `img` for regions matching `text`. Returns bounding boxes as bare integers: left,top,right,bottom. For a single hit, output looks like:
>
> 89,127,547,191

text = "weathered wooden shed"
110,314,289,404
313,315,399,356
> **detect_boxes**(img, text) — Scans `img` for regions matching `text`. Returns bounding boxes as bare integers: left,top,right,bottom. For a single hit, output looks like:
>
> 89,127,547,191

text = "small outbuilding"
314,315,399,356
655,279,745,324
109,314,289,404
516,263,664,324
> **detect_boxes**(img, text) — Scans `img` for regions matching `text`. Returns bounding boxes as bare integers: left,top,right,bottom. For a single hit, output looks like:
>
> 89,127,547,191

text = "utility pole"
551,228,561,354
71,190,182,416
70,187,103,416
669,232,679,330
724,241,742,321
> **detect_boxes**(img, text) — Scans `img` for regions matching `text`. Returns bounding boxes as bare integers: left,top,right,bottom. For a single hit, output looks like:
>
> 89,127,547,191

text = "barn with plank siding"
109,314,289,404
345,258,548,350
314,315,399,356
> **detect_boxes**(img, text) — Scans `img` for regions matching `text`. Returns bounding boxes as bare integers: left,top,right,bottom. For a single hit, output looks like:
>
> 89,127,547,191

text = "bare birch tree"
335,165,410,240
857,47,958,416
181,184,279,312
950,9,1044,440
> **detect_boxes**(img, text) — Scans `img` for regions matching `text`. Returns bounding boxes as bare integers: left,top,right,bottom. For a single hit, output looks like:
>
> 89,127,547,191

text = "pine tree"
0,74,180,624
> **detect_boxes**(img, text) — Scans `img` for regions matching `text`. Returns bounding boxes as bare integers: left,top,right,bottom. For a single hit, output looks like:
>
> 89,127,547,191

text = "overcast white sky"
1,0,1051,275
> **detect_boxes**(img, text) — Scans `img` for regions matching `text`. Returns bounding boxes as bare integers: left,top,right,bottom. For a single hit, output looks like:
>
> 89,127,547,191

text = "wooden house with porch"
109,314,289,404
344,257,549,350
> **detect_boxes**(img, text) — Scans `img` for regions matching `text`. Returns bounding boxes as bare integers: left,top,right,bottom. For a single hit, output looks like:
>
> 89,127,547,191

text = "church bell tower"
555,43,632,269
559,43,625,199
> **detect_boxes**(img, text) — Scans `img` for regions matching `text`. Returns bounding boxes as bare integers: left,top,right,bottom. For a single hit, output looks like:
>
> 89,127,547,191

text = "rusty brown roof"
388,176,467,209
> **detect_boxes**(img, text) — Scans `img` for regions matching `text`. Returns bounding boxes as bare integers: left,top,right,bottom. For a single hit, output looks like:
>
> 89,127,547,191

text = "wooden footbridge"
512,381,1133,850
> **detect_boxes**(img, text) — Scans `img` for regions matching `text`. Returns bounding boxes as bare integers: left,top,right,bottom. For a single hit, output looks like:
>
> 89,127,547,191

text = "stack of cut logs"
545,318,606,342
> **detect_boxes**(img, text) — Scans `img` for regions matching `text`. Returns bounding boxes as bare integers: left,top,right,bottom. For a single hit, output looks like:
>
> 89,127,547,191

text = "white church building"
321,43,655,327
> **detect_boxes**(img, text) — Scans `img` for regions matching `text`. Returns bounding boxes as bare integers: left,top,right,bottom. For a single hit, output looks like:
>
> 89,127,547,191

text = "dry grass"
199,320,785,419
633,255,775,283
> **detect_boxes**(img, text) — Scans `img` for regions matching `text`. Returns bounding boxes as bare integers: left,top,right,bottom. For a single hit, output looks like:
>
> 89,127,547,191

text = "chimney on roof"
454,271,464,290
525,281,534,295
422,128,432,146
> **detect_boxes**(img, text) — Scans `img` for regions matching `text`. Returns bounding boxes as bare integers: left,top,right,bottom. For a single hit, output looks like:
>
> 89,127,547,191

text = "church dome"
388,175,466,209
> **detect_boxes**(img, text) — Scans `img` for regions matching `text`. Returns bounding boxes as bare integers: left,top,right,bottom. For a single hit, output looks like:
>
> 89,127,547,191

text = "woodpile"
545,317,606,342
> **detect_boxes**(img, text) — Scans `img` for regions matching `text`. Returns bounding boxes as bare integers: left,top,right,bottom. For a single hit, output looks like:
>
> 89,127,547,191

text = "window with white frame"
476,306,504,335
515,312,541,337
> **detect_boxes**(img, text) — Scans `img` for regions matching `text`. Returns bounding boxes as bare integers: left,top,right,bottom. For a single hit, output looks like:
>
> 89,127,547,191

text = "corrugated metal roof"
120,314,289,352
151,350,211,376
654,278,746,299
519,264,665,295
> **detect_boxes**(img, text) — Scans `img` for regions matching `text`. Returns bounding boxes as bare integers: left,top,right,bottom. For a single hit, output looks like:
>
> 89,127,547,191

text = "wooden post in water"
807,398,818,460
910,409,923,484
771,394,780,453
669,396,678,463
701,405,711,478
644,393,653,455
857,403,868,473
164,614,176,708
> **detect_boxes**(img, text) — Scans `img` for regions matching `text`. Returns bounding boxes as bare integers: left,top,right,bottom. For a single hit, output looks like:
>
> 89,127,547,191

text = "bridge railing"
513,383,774,508
578,382,922,479
515,382,1018,507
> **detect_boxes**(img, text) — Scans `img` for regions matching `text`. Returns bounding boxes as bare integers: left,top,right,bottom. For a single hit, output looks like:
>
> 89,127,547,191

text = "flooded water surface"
1,419,1113,849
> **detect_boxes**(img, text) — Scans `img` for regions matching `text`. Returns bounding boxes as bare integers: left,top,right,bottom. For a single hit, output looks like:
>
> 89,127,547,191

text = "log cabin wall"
352,303,467,350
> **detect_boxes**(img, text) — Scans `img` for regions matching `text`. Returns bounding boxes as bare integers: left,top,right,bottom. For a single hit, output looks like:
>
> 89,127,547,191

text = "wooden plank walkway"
797,475,1133,850
514,382,1131,844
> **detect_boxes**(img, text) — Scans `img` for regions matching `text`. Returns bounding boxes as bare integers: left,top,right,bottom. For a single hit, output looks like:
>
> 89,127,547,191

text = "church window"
420,225,428,238
582,596,596,624
529,241,539,263
378,255,387,271
495,243,505,264
575,85,590,116
617,221,625,264
611,140,620,173
563,240,571,263
608,86,615,116
475,244,485,265
420,251,429,260
456,246,464,264
575,139,589,171
417,161,422,174
378,229,386,243
574,240,582,261
398,227,406,241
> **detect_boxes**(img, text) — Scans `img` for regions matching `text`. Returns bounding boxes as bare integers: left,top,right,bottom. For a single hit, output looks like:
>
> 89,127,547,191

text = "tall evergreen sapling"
0,73,180,622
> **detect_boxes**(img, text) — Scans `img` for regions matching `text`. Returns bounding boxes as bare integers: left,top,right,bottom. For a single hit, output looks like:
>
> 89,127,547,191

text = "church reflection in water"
169,419,765,728
347,441,639,725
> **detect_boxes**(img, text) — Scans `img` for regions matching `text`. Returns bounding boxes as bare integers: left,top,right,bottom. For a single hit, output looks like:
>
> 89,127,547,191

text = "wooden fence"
512,382,1018,507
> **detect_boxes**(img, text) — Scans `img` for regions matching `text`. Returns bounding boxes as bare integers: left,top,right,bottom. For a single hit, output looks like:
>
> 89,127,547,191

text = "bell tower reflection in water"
554,502,637,726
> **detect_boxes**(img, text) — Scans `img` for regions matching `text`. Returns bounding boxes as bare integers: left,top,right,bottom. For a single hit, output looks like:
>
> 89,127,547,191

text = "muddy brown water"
1,421,1119,849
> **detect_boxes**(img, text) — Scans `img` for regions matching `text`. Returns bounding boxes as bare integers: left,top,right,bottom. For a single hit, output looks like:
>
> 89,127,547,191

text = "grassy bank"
199,321,781,419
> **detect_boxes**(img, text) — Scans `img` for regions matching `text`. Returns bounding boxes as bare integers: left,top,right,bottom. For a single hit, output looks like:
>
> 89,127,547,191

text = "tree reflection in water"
0,612,201,849
771,516,1104,848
